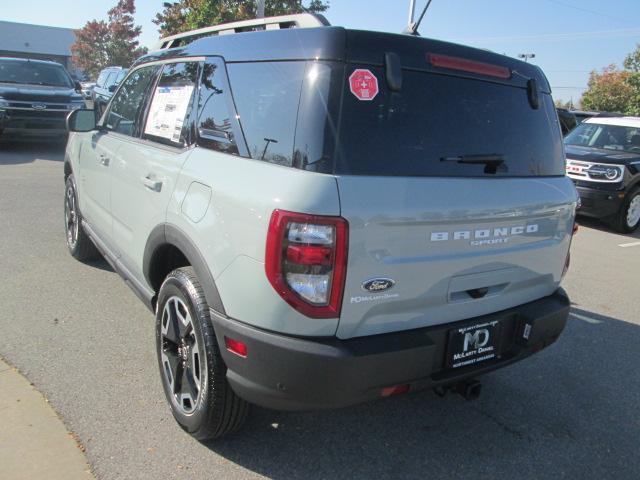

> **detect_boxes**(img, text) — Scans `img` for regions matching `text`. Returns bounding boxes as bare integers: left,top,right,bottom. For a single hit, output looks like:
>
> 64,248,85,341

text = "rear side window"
104,72,116,87
96,70,108,87
195,59,239,155
227,62,304,166
335,67,565,177
105,65,159,137
143,62,198,147
115,70,127,85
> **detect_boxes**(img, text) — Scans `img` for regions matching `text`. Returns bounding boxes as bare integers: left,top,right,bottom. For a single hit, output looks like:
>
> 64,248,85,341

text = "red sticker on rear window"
349,69,379,101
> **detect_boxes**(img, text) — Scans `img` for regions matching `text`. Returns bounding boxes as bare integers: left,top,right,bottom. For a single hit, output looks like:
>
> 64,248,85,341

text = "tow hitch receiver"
434,379,482,401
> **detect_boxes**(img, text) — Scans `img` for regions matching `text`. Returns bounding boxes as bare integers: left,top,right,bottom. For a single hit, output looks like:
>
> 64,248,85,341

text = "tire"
611,188,640,233
156,267,249,440
64,174,100,261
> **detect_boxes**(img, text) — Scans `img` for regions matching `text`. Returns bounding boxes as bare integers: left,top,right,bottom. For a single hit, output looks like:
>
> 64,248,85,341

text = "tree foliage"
71,0,147,79
581,65,635,114
153,0,329,37
580,44,640,115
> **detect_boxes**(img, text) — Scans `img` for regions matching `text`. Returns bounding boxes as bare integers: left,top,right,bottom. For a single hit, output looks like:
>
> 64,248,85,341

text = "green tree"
623,44,640,115
623,43,640,72
580,44,640,115
581,65,635,114
72,0,147,79
153,0,329,37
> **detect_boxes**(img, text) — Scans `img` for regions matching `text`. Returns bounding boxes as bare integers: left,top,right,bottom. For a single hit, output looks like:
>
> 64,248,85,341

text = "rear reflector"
428,53,511,79
225,336,247,358
381,384,410,397
286,244,333,265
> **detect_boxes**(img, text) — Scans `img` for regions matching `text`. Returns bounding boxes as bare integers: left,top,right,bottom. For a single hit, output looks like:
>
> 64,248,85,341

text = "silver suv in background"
64,15,577,439
91,66,127,118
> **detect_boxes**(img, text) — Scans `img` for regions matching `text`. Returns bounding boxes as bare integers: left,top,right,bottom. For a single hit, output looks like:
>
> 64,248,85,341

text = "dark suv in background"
0,57,85,140
91,66,127,118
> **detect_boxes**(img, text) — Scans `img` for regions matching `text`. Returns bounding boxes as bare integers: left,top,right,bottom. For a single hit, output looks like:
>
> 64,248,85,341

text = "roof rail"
153,13,330,51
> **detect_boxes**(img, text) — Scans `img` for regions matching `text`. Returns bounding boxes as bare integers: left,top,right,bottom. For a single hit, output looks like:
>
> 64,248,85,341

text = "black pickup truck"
0,57,85,140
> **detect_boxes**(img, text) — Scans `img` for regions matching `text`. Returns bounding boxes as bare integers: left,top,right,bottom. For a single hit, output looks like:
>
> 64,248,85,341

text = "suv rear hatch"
333,33,577,339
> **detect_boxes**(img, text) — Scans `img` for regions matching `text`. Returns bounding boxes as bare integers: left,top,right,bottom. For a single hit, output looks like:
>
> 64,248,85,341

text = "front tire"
156,267,249,440
611,188,640,233
64,174,100,261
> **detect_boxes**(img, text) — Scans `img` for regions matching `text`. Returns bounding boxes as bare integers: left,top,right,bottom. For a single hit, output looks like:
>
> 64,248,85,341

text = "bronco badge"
362,278,395,292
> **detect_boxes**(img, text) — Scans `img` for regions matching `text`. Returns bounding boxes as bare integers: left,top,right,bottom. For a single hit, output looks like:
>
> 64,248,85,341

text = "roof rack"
153,13,330,51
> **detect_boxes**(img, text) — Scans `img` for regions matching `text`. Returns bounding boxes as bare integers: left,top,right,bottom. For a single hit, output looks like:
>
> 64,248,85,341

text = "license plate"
446,319,502,369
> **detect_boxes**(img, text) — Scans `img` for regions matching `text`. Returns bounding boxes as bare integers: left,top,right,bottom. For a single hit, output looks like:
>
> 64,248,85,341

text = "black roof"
135,26,550,92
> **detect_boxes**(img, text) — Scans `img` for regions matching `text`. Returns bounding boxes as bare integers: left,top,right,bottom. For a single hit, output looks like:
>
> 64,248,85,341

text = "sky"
2,0,640,103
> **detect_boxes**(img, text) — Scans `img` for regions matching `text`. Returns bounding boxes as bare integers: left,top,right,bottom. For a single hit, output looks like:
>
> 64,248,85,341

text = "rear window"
334,67,564,177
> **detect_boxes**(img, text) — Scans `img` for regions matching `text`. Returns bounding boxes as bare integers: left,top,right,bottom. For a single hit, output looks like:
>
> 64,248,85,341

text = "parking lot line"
618,241,640,248
570,312,602,324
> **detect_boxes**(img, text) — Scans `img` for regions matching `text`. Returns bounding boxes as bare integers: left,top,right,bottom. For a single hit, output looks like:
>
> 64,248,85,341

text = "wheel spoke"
190,339,201,383
174,300,192,338
161,300,181,345
171,359,185,395
181,366,199,402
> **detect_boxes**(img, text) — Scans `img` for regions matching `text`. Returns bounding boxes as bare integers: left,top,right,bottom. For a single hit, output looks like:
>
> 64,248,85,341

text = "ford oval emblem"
32,103,47,110
362,278,395,292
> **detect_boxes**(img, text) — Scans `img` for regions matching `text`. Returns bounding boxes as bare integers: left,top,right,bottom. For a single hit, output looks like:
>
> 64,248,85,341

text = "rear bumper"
211,288,570,411
576,185,624,219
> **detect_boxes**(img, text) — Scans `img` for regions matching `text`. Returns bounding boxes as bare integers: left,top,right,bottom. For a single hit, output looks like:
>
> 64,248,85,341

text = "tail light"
265,210,348,319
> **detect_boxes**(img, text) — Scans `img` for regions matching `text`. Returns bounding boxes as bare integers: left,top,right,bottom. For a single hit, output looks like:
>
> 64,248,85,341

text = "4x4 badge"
362,278,395,292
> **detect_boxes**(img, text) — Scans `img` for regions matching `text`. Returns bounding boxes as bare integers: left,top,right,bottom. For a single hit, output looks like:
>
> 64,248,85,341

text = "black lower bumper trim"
576,186,624,219
210,289,570,411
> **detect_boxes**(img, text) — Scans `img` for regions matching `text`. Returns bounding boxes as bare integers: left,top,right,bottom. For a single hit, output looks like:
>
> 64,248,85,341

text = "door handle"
141,176,162,192
99,154,109,166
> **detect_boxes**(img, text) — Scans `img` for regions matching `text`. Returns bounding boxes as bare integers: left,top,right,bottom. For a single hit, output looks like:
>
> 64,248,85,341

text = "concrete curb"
0,358,94,480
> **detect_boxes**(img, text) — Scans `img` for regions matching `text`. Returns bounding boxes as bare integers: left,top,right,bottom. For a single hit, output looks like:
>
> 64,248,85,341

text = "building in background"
0,20,83,79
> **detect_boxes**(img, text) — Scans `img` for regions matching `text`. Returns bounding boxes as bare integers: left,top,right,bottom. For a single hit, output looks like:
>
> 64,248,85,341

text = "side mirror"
108,84,118,93
67,109,97,132
74,81,82,92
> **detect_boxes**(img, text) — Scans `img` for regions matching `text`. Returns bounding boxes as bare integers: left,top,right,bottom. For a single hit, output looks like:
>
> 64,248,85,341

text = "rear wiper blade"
440,154,505,174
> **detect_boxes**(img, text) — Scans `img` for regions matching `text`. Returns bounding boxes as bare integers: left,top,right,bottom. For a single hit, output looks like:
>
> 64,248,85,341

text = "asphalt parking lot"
1,141,639,480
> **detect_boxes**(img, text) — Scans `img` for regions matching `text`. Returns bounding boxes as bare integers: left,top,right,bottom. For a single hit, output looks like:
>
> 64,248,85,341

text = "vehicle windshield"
0,60,74,88
564,122,640,153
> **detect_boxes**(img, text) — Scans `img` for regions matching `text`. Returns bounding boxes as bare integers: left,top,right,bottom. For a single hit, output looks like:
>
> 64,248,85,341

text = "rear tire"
64,174,100,261
156,267,249,440
611,188,640,233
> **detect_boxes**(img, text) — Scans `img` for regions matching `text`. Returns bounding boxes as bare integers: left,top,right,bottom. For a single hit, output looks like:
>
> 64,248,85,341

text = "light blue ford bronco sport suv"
64,14,577,439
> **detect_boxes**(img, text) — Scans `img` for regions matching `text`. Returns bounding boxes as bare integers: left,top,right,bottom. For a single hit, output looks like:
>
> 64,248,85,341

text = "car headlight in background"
587,165,623,182
0,97,8,109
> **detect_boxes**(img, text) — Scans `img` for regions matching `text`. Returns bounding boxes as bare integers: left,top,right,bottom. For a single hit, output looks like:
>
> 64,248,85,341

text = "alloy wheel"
64,184,79,248
160,296,204,415
627,194,640,229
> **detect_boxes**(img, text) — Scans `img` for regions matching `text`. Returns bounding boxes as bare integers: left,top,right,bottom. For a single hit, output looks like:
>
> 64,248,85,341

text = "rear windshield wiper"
441,154,505,174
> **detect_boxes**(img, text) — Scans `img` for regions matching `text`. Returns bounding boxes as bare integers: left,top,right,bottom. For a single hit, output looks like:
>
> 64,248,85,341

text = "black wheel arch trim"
143,223,226,315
